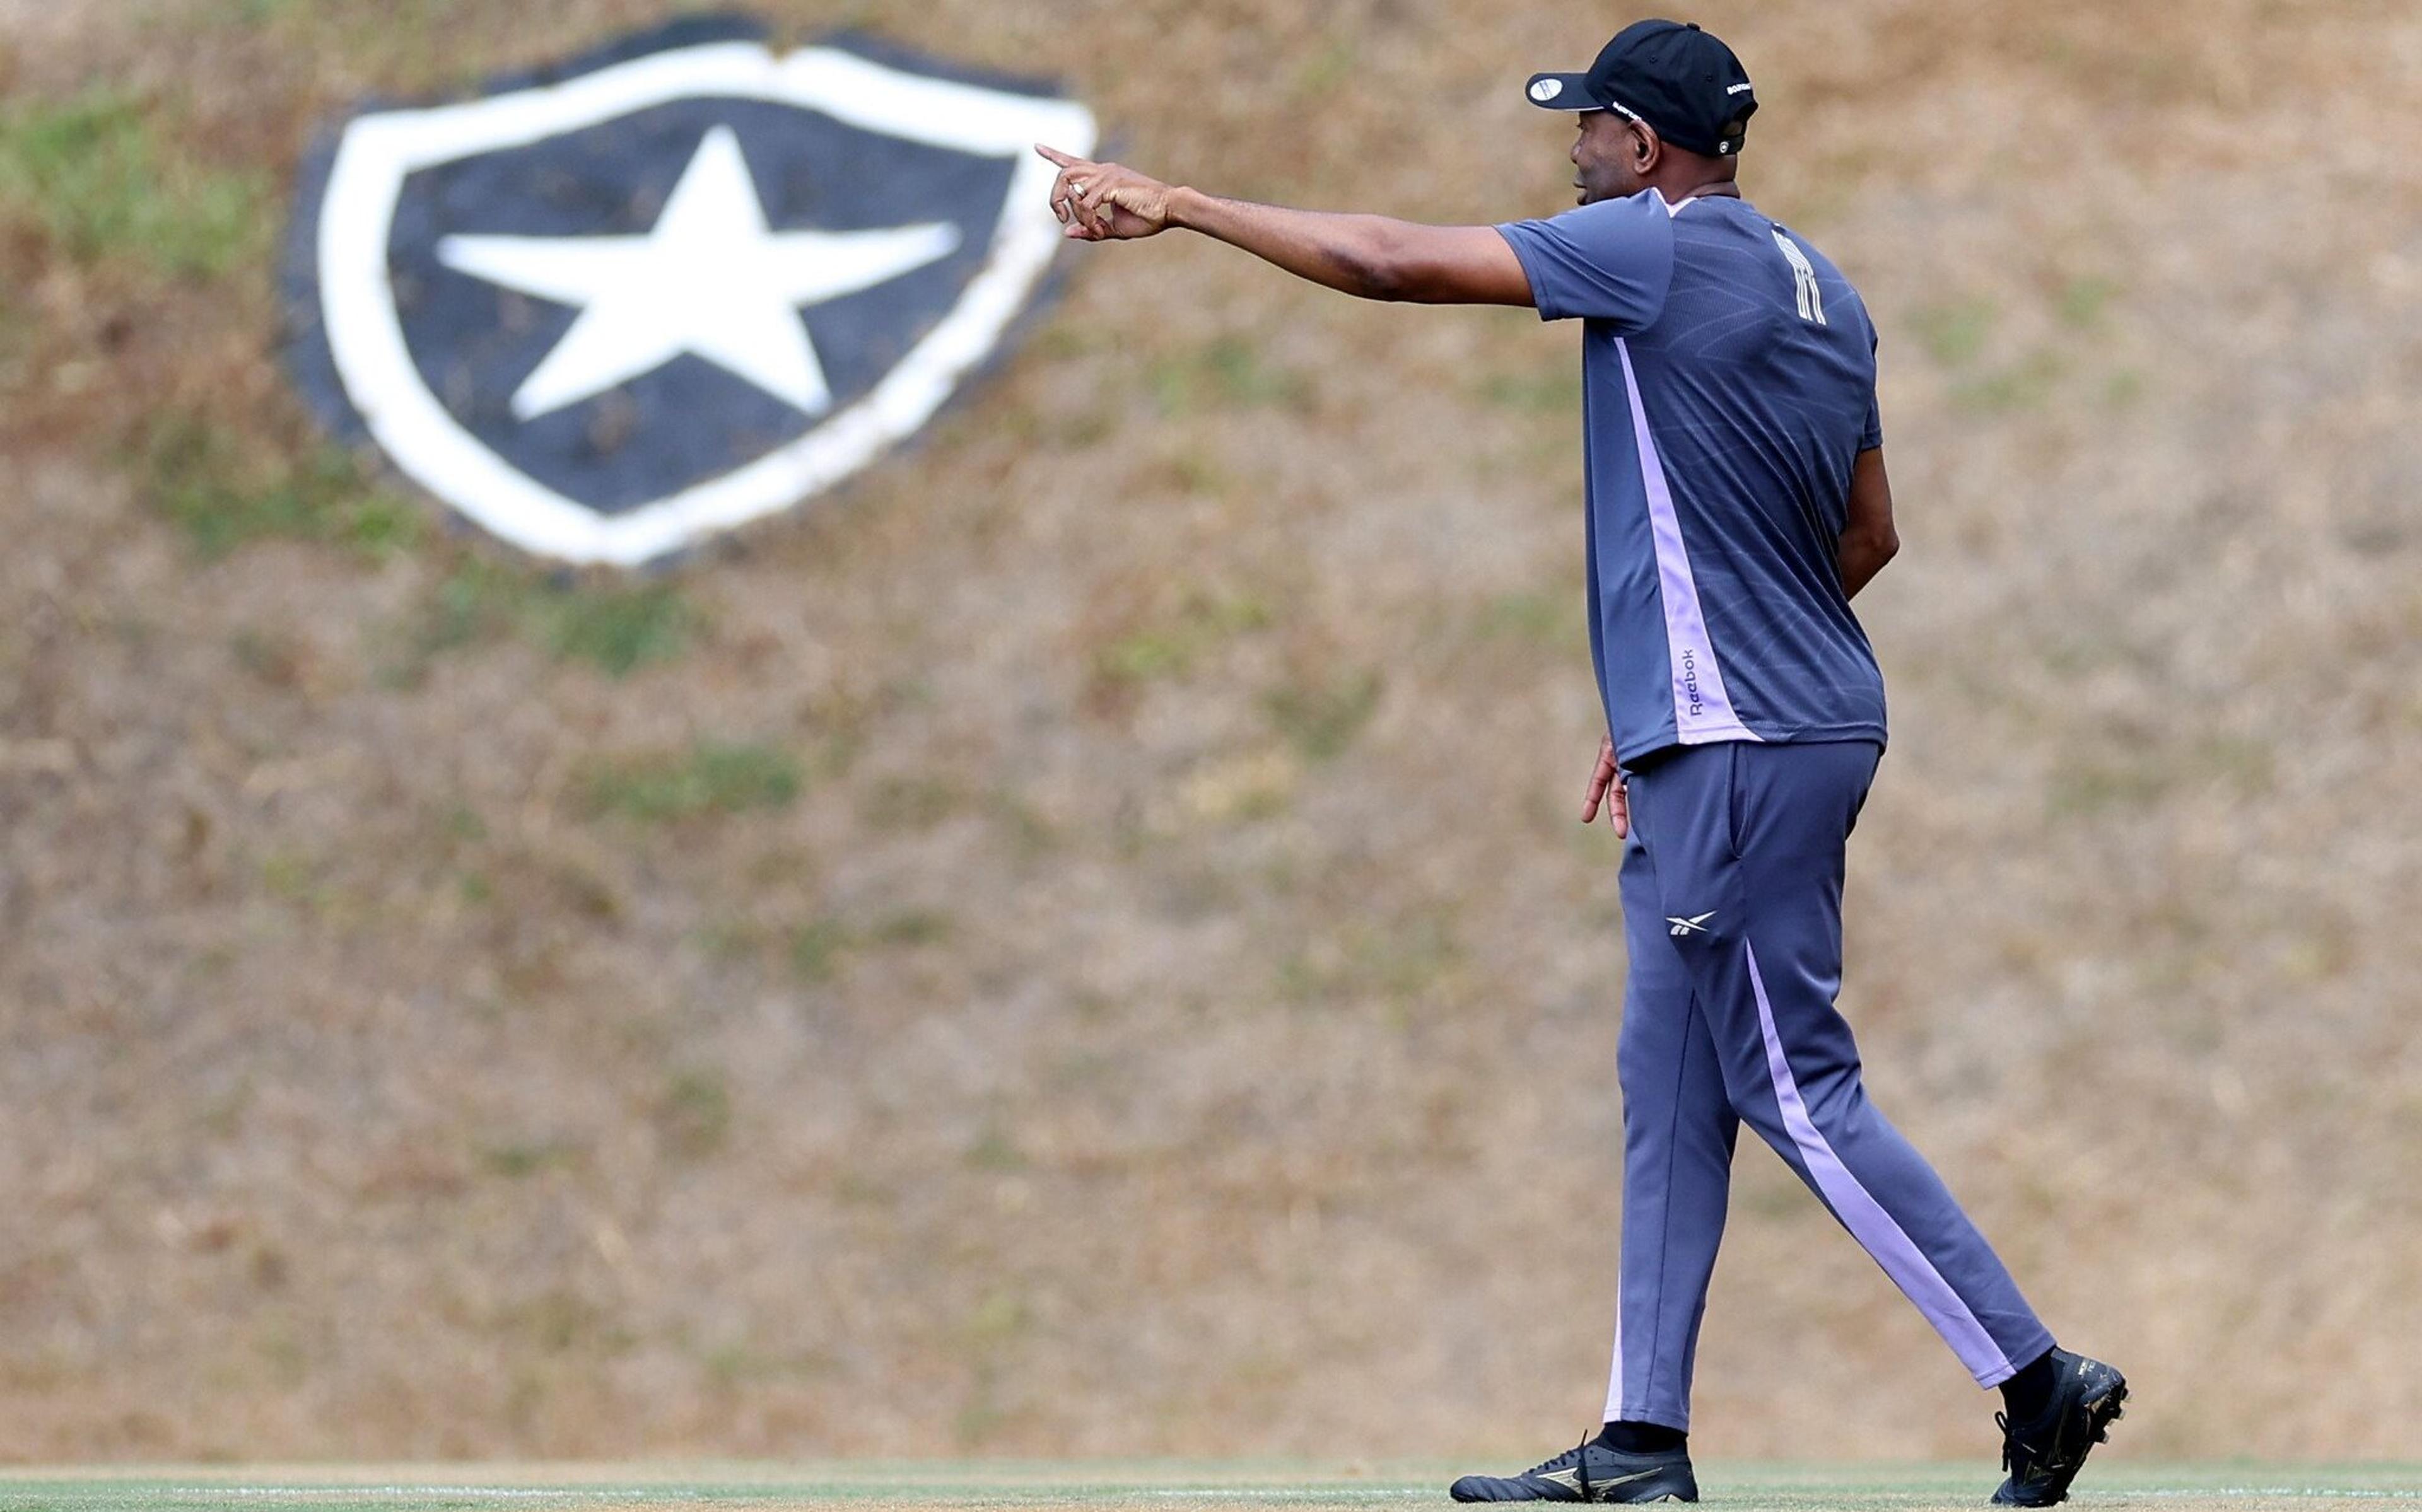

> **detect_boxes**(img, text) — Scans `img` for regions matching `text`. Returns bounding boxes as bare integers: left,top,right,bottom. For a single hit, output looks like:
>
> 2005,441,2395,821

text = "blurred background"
3,0,2419,1468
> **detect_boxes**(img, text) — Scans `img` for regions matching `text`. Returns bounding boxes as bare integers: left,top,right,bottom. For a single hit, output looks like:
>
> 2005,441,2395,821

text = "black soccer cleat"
1991,1349,2129,1506
1450,1436,1698,1503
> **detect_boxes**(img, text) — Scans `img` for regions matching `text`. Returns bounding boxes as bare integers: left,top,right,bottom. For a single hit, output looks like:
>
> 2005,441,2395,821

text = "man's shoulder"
1728,204,1861,282
1671,199,1873,320
1497,190,1681,329
1511,187,1678,239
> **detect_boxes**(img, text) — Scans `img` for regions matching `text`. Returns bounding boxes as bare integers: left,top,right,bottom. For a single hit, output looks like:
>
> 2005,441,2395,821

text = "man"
1038,18,2126,1506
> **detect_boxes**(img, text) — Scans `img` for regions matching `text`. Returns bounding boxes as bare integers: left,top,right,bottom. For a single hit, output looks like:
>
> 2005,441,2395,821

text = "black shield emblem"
284,18,1094,564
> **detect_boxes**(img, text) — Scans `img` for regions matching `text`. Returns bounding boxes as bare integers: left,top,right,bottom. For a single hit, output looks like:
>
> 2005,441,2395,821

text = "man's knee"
1715,1069,1791,1147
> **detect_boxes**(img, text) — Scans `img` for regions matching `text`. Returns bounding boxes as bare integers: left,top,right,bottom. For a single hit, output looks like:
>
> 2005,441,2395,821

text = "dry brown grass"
2,0,2419,1468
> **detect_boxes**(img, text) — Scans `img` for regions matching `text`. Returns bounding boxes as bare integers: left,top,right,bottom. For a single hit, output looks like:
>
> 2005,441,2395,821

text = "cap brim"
1523,71,1598,110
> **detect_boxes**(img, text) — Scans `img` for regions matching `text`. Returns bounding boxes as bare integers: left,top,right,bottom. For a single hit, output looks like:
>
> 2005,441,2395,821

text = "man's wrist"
1164,185,1209,232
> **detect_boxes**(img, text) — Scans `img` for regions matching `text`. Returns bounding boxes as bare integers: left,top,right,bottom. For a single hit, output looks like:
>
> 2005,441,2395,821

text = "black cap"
1524,18,1757,158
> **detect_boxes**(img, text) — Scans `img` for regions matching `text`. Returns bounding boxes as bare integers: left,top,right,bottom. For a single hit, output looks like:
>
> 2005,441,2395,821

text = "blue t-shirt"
1497,189,1887,765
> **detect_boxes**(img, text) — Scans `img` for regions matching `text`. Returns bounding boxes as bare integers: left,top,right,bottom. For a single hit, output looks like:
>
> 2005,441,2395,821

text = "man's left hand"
1582,733,1629,838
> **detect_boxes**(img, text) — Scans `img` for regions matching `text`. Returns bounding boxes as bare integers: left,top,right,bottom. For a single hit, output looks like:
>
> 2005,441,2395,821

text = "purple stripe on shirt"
1615,339,1760,746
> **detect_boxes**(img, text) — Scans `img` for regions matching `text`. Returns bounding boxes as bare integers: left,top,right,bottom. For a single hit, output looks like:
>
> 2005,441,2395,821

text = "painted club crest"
284,18,1096,565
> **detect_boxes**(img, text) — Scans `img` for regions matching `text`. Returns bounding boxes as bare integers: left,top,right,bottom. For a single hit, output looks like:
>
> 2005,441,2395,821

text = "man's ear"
1632,122,1661,171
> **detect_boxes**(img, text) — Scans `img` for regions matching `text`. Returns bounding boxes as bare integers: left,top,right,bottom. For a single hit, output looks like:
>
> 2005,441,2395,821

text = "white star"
436,125,961,421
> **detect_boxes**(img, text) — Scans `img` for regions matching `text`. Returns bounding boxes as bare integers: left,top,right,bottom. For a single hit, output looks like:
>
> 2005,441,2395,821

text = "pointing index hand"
1034,143,1174,241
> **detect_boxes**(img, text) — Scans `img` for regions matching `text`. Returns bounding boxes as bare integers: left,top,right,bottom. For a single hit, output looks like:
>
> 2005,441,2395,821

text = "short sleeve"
1494,190,1678,330
1859,329,1883,450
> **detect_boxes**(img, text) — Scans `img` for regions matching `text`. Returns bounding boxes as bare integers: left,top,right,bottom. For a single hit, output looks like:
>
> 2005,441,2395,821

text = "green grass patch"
400,559,524,668
2046,752,2173,817
477,1138,577,1179
860,775,962,832
1278,911,1462,1008
1910,296,1998,367
1266,668,1383,761
257,851,325,909
655,1068,733,1160
219,0,308,22
1951,350,2066,414
988,788,1060,858
1149,337,1309,416
542,581,695,675
583,742,802,823
789,917,850,981
1290,38,1360,98
777,906,953,979
1092,590,1273,688
867,908,955,947
1475,588,1587,652
395,559,698,680
962,1124,1027,1172
147,420,426,561
0,89,267,277
2057,274,2121,329
1096,627,1193,683
1475,369,1582,414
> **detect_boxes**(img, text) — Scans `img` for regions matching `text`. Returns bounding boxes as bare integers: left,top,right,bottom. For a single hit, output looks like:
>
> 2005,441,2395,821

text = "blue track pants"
1606,739,2052,1429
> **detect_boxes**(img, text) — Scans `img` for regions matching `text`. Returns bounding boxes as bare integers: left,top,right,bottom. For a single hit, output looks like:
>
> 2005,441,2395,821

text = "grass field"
0,1465,2416,1512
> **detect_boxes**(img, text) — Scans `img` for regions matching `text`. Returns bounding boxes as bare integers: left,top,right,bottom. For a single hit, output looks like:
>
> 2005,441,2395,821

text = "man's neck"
1658,175,1741,203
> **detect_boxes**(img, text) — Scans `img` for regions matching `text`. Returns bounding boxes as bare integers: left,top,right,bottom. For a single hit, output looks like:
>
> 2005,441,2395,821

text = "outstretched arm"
1036,145,1533,306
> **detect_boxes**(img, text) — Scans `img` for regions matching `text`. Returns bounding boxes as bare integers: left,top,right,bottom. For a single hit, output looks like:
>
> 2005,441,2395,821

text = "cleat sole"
2086,1381,2129,1446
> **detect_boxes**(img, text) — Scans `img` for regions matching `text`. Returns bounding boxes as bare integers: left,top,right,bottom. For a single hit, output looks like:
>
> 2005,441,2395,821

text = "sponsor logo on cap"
1726,81,1754,95
283,18,1096,566
1529,77,1564,102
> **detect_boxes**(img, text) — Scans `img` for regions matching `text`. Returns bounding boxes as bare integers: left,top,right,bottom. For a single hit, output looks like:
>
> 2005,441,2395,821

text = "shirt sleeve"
1494,190,1678,329
1859,329,1883,450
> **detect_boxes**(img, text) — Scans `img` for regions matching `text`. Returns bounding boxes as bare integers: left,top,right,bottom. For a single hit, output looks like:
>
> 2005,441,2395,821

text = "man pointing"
1038,18,2125,1506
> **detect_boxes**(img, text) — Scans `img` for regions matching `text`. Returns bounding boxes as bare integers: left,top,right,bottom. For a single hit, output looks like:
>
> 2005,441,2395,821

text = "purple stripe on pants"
1746,941,2015,1385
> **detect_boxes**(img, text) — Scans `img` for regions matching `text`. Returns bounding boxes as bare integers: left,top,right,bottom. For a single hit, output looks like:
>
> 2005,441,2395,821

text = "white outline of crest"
315,39,1096,566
